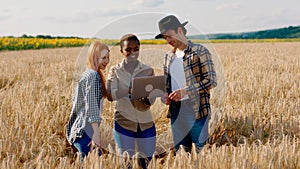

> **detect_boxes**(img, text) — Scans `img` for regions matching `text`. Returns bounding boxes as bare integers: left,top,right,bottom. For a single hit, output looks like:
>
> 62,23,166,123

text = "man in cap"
156,15,217,152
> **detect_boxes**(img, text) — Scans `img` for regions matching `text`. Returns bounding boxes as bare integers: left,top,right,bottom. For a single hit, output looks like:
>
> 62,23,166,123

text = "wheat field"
0,42,299,169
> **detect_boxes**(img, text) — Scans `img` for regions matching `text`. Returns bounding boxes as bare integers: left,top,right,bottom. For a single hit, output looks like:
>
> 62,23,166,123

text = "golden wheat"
0,43,299,168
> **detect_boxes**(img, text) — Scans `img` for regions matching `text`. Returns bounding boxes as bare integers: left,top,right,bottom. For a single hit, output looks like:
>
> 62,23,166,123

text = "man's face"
162,29,180,48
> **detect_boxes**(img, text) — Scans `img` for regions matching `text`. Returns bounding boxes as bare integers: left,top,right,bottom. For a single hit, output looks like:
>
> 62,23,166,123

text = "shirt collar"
184,40,193,54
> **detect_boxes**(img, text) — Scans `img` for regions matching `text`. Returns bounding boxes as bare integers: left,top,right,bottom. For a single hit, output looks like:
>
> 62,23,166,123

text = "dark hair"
120,34,140,51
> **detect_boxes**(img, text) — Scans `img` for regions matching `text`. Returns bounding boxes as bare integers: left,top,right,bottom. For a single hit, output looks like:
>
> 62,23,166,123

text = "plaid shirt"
164,41,217,119
66,68,103,144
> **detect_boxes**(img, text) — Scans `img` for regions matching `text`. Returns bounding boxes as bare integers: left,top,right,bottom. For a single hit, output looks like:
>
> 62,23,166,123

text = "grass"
0,42,299,168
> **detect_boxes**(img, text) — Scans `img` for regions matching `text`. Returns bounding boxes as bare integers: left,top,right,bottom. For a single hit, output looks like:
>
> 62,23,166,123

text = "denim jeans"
114,121,156,169
170,100,209,152
73,131,101,162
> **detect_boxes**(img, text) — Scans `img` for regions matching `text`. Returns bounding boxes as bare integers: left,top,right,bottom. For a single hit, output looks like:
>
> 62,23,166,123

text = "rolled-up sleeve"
85,73,102,124
107,67,118,101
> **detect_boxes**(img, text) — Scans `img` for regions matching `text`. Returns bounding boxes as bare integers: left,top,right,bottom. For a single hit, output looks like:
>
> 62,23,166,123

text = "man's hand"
169,88,187,102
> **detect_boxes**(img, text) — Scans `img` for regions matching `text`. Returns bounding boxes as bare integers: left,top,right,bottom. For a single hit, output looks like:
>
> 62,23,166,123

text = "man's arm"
186,47,217,95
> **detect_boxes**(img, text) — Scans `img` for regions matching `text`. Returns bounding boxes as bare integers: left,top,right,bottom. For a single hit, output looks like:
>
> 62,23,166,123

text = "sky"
1,0,299,39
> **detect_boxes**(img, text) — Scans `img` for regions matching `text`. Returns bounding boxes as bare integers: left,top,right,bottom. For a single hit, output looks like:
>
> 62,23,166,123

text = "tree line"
189,26,300,39
7,34,85,39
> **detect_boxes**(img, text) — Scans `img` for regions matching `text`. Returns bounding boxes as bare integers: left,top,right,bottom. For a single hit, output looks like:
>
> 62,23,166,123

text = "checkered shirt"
66,68,103,144
164,40,217,119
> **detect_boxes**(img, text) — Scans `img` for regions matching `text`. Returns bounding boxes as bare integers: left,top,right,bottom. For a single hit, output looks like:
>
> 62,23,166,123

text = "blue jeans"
170,100,209,152
114,121,156,169
73,131,101,162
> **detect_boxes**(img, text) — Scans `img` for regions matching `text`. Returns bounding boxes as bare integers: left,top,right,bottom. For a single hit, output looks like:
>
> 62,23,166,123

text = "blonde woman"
66,41,110,160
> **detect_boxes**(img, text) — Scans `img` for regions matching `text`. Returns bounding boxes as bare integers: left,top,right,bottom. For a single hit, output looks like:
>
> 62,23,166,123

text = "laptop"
131,75,166,100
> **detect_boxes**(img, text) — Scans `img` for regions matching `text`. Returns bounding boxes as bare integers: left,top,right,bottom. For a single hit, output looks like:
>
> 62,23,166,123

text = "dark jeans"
170,100,209,152
73,131,101,162
114,121,156,169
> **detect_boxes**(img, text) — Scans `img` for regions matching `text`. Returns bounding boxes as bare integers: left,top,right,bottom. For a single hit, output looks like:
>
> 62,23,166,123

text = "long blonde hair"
87,41,109,70
86,41,109,98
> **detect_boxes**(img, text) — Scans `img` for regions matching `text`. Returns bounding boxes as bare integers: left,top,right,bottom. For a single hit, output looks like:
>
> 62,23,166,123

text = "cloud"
239,8,300,31
41,8,139,24
91,13,166,39
0,9,12,22
216,2,241,11
94,8,138,17
42,14,90,24
134,0,165,8
0,15,11,22
263,11,300,27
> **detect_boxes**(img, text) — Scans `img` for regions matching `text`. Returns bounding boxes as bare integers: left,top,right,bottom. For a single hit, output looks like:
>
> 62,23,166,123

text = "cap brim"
181,21,188,27
155,34,163,39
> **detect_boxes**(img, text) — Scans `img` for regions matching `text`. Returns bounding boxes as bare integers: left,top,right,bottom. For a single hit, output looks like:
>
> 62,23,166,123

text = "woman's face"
121,40,139,61
97,49,110,70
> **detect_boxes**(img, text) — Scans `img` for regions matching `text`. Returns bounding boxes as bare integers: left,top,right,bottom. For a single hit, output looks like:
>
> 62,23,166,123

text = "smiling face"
97,48,110,70
162,27,187,50
121,40,140,61
162,29,180,47
87,41,110,71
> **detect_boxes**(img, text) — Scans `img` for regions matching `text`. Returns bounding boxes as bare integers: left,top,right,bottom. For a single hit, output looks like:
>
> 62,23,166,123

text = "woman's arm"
107,66,132,101
107,67,130,101
88,122,101,147
116,89,130,99
85,72,102,124
91,123,100,146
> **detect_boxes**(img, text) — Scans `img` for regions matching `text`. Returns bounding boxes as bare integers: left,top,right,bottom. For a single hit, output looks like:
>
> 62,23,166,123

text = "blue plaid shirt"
66,68,103,144
164,41,217,119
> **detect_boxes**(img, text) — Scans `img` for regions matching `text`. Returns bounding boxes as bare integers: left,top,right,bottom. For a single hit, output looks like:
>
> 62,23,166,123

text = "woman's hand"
88,140,100,149
161,93,171,105
138,97,151,105
88,123,101,148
